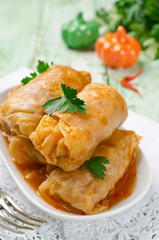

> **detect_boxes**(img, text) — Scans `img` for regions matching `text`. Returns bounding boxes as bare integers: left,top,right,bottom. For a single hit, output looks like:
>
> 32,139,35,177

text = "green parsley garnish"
37,60,53,73
21,60,53,85
21,72,37,85
42,84,88,114
82,156,110,180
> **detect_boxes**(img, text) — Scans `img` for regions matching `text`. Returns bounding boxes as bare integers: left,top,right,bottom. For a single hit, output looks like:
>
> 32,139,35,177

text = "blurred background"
0,0,159,121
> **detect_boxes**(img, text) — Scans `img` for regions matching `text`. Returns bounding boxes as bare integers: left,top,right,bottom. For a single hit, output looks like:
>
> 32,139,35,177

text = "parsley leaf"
42,84,88,114
37,60,53,73
82,156,110,180
21,72,37,85
21,60,53,85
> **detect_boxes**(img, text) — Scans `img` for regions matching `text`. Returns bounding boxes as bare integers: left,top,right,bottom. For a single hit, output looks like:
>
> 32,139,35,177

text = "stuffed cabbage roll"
9,136,46,165
0,65,91,138
30,83,128,172
39,129,141,214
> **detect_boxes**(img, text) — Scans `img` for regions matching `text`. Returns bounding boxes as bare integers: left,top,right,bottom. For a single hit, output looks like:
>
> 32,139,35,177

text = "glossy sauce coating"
3,134,137,215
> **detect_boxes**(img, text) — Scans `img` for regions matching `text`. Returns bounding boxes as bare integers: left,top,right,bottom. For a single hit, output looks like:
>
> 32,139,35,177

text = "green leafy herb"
152,234,156,239
21,60,53,85
82,156,110,180
42,84,88,114
96,0,159,59
37,60,53,73
21,72,37,85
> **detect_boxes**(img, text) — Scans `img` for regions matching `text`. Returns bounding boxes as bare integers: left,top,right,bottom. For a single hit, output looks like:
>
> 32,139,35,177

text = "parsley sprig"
37,60,53,73
82,156,110,180
42,84,88,114
21,60,53,85
21,72,37,85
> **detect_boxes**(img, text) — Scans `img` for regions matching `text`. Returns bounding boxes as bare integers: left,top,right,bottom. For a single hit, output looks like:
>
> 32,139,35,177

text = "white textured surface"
0,69,159,239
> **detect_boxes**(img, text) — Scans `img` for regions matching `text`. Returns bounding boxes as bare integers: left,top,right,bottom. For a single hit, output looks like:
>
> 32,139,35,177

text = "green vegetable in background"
96,0,159,59
62,12,99,49
42,84,88,114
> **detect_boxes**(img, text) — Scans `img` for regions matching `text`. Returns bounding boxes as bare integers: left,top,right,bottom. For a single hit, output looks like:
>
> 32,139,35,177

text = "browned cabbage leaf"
0,65,91,137
39,129,141,214
30,83,128,171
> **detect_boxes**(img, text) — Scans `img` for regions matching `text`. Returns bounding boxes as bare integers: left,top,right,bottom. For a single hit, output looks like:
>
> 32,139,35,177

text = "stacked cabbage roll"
0,64,141,215
40,129,140,214
30,83,128,171
0,65,91,164
0,65,91,138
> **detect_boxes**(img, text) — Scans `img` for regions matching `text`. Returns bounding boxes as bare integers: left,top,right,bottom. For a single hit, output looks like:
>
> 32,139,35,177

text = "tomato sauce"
3,133,137,215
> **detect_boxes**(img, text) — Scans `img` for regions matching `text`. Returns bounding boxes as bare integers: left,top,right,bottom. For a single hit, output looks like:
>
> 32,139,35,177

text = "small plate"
0,74,152,221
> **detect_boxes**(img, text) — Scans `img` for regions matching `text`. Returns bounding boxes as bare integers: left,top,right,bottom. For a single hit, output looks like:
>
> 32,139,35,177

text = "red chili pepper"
121,80,141,96
120,69,143,95
124,69,144,81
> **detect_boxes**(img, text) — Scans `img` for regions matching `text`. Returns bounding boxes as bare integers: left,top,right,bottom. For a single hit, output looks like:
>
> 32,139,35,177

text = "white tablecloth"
0,69,159,240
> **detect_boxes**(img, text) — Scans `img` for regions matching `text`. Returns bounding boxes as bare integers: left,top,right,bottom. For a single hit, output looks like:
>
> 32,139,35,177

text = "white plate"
0,70,152,221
